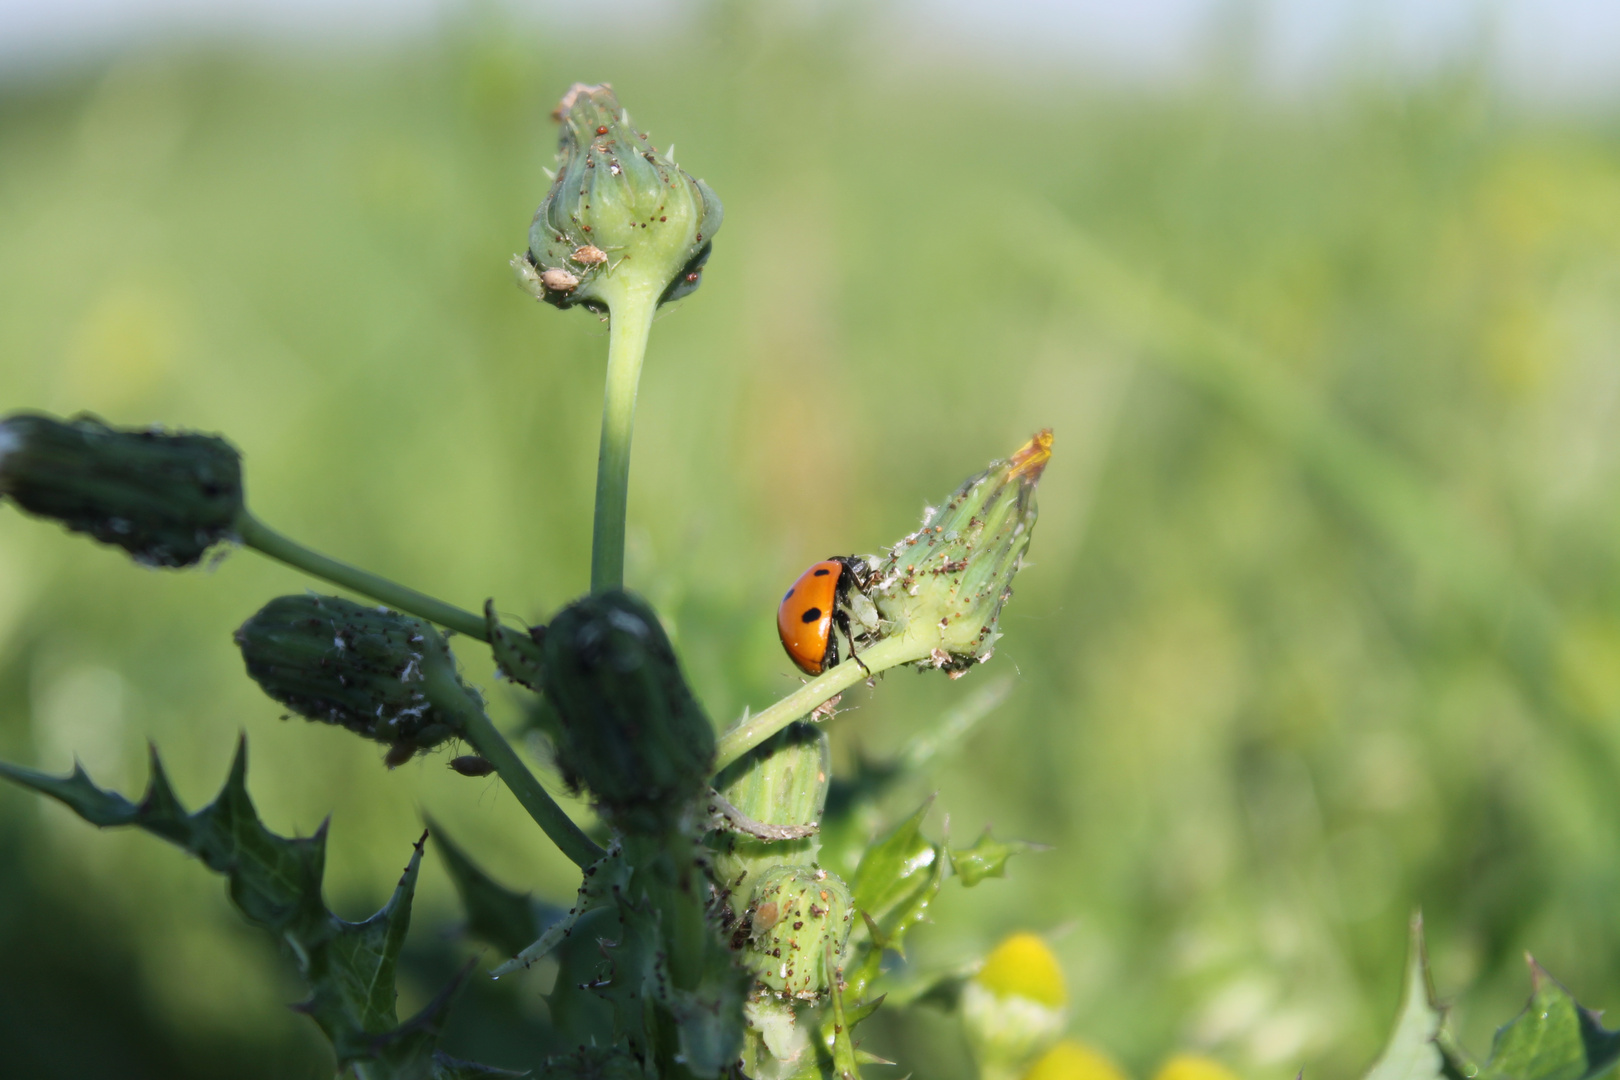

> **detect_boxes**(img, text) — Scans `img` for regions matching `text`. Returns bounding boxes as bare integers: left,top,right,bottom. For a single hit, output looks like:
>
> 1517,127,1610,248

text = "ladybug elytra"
776,556,871,676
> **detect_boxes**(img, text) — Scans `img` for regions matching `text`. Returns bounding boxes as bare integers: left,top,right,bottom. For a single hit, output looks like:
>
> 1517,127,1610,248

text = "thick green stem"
235,510,488,641
444,684,605,869
591,286,659,594
715,634,934,772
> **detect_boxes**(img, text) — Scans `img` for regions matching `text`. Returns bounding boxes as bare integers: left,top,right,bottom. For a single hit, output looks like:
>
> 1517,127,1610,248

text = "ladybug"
777,556,870,676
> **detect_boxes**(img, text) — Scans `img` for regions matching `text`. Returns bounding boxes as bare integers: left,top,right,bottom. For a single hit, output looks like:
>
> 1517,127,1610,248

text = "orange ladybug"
777,556,868,676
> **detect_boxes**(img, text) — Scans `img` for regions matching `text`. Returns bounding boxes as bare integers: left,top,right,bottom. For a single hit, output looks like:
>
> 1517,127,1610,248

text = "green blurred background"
3,2,1620,1077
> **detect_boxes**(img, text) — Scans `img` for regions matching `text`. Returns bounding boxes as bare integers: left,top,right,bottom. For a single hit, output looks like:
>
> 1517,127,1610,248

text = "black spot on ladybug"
813,568,831,577
800,607,822,624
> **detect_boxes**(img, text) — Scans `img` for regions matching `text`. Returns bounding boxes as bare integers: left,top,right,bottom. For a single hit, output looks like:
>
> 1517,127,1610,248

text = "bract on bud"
235,594,473,754
516,82,722,313
0,412,242,568
963,932,1069,1080
870,430,1052,675
539,589,714,834
737,865,853,1001
709,721,830,914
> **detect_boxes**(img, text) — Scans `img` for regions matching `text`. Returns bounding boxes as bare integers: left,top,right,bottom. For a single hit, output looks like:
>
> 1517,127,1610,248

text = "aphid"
540,267,580,293
595,125,609,135
776,556,872,676
384,742,417,769
449,755,496,777
571,244,609,266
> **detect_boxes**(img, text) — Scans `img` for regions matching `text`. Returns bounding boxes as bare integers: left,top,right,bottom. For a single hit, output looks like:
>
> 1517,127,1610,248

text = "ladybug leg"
835,611,871,676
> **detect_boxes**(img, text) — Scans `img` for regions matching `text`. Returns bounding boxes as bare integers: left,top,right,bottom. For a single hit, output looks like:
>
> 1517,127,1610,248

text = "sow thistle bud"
963,932,1069,1080
539,589,714,834
516,82,722,312
709,721,830,916
0,411,242,568
235,594,473,756
737,864,853,1002
870,430,1052,676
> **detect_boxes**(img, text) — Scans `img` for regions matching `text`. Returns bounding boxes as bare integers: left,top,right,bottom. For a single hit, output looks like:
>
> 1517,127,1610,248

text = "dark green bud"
235,594,474,753
737,865,853,1002
870,430,1052,675
516,82,722,313
709,722,829,911
539,1045,644,1080
539,589,714,834
0,411,242,568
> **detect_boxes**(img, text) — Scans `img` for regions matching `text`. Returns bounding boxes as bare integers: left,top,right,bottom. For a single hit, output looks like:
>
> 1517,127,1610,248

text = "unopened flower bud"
235,594,473,754
516,82,722,312
539,589,713,834
870,430,1052,675
0,411,242,568
737,864,853,1001
709,721,830,913
964,932,1069,1080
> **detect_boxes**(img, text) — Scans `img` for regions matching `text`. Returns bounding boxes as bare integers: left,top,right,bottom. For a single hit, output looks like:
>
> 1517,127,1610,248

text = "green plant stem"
715,634,933,772
445,685,605,869
235,509,488,641
591,286,659,594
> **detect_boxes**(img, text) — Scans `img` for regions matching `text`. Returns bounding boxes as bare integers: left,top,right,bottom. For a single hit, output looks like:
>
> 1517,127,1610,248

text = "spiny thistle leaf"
847,797,949,998
428,816,559,959
1364,915,1620,1080
1471,958,1620,1080
1365,915,1445,1080
948,829,1042,887
850,797,939,925
0,740,515,1078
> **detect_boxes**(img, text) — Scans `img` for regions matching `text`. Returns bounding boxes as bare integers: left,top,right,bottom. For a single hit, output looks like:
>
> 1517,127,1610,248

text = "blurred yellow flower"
1152,1053,1241,1080
976,931,1068,1008
1024,1040,1130,1080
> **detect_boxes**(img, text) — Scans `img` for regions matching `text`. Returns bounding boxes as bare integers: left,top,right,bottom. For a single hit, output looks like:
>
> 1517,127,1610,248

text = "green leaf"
0,741,512,1078
851,796,938,924
429,816,556,958
1365,915,1445,1080
1473,958,1620,1080
948,829,1041,887
1363,915,1620,1080
847,798,950,998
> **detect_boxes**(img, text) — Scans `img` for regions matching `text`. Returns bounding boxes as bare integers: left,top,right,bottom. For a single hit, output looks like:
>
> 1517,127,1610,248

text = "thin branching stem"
714,634,934,772
591,286,660,594
235,510,488,641
443,685,605,869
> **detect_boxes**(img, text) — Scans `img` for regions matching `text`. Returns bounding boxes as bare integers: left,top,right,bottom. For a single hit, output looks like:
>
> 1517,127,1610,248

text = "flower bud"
517,83,722,312
736,864,853,1002
870,430,1052,675
963,932,1069,1080
539,589,714,834
708,721,830,914
1024,1041,1130,1080
0,411,242,568
235,594,473,753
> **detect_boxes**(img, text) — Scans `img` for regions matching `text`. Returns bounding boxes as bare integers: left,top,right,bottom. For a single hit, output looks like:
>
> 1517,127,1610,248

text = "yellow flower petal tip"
976,931,1068,1008
1023,1040,1130,1080
1008,428,1054,482
1152,1054,1241,1080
